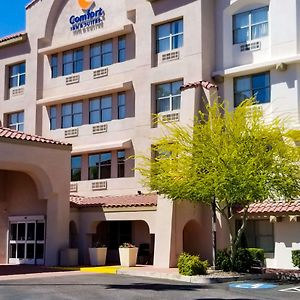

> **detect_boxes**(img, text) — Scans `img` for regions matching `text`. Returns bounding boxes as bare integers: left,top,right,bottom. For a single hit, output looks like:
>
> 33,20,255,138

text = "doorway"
8,217,45,265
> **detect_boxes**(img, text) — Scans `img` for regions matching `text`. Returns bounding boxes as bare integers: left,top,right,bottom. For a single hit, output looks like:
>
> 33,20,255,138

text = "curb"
116,269,265,284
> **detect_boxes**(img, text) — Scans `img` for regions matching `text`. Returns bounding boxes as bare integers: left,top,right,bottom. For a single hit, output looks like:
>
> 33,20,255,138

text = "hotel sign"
70,0,105,33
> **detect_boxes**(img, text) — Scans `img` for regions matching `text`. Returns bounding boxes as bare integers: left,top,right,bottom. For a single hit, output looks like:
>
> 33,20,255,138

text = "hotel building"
0,0,299,269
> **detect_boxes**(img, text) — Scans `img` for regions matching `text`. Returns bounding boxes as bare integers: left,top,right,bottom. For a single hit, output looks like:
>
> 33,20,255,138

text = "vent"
92,180,107,191
64,128,79,138
161,112,180,122
240,41,261,52
93,68,108,79
70,183,78,193
66,74,80,85
161,51,180,62
11,87,24,97
92,124,108,134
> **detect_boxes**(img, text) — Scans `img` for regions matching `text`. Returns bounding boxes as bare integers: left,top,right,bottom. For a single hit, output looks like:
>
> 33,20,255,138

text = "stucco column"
153,196,176,268
45,193,69,266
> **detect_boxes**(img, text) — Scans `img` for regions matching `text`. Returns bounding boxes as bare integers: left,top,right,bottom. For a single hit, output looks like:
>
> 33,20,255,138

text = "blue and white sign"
229,282,277,289
69,8,105,33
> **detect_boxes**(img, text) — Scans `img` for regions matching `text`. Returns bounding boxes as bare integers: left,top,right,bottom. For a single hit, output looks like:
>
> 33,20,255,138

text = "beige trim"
213,54,300,78
72,139,132,155
37,81,133,106
38,24,133,55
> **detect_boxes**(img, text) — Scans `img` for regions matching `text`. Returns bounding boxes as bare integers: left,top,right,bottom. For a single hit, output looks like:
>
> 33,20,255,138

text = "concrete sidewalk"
116,265,263,284
0,264,265,284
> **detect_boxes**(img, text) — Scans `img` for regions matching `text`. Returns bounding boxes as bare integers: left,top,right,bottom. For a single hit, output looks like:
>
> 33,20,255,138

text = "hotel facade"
0,0,300,269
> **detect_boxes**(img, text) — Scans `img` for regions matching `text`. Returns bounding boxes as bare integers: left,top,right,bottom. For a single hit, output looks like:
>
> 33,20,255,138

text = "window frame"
156,80,183,113
62,48,84,76
50,54,58,78
234,72,270,107
239,219,274,253
61,101,83,129
7,111,24,132
117,93,126,119
118,36,126,63
117,150,126,178
88,152,112,180
9,62,26,88
71,156,82,182
89,96,112,124
233,6,269,44
49,106,57,130
90,40,113,69
156,19,184,53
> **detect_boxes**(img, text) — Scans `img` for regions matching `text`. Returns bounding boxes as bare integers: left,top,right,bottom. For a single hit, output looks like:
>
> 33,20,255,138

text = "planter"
89,247,107,266
119,247,138,267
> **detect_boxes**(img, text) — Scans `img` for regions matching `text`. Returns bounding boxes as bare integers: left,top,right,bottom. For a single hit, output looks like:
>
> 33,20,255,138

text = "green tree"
137,100,300,267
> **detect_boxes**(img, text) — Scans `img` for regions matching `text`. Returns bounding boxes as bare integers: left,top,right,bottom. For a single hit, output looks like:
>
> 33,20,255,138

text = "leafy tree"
137,100,300,266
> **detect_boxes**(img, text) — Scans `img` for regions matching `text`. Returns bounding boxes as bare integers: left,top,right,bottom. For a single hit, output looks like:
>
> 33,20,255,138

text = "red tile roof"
0,127,71,147
236,200,300,214
180,80,218,91
0,32,27,44
70,194,158,208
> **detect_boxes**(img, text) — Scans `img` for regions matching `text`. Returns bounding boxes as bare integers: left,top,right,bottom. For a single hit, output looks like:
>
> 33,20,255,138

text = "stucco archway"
183,219,203,256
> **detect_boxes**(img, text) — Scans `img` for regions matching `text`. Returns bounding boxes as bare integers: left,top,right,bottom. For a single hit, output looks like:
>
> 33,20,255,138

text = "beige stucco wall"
0,139,71,266
266,219,300,269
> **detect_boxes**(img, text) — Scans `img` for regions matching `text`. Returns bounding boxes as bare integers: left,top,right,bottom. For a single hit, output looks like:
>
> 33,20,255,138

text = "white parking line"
279,286,300,293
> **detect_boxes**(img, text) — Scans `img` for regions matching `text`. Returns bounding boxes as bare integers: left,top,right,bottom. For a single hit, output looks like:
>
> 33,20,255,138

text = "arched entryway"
0,170,47,265
91,220,154,265
183,219,202,256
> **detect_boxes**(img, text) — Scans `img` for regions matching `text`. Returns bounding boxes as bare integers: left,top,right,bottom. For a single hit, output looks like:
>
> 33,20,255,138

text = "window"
156,80,182,113
156,19,183,53
118,36,126,63
117,151,125,178
50,54,58,78
90,40,113,69
89,96,112,124
8,111,24,131
71,156,81,181
9,62,26,88
234,72,270,106
233,7,269,44
118,93,126,119
49,106,57,130
239,219,274,253
62,102,83,128
63,48,83,76
89,152,112,180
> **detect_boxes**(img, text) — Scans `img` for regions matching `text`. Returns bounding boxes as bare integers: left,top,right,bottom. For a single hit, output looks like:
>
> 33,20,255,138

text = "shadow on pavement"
0,265,69,276
106,282,210,291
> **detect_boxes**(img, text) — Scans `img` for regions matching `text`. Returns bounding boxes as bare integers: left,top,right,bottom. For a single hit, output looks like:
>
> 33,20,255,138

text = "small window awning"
72,139,132,155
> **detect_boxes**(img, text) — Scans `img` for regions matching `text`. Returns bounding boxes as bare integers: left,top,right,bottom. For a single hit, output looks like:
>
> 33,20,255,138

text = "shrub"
232,248,253,273
247,248,265,267
216,249,232,272
177,252,209,276
216,248,264,272
292,250,300,268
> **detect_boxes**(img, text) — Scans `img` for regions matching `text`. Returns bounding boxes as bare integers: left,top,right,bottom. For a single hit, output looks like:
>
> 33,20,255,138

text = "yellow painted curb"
51,266,125,274
80,266,124,274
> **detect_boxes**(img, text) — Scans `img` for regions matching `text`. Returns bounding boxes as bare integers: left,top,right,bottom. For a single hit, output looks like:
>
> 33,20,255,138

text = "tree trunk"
218,205,249,270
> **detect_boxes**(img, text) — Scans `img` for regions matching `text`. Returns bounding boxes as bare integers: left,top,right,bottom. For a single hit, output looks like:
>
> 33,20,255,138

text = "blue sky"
0,1,31,38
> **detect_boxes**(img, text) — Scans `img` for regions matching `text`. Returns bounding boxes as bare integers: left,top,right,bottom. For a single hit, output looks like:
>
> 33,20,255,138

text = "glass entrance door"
9,220,45,265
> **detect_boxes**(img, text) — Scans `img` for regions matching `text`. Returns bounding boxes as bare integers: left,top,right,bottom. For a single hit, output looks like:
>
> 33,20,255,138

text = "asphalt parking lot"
0,273,299,300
